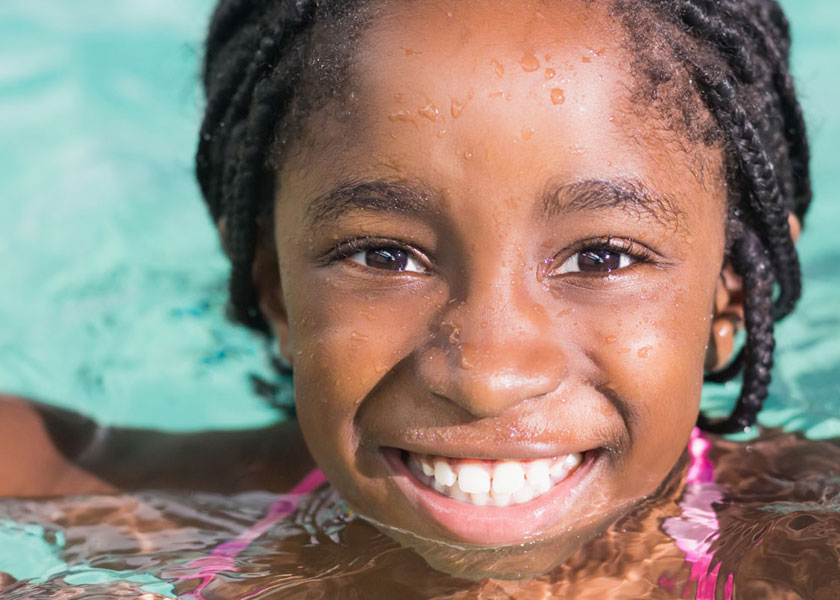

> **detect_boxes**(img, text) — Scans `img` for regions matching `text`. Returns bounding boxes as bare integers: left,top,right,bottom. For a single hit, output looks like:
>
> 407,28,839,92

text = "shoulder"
0,395,116,496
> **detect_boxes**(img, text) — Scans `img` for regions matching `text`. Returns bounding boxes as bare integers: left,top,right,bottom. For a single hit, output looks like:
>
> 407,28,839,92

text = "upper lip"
379,441,595,461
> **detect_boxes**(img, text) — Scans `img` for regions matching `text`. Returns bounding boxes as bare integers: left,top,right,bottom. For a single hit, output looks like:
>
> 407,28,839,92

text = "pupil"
366,248,409,270
578,250,621,272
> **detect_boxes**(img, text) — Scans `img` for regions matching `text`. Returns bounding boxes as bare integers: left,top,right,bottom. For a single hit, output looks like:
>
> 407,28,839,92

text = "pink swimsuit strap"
661,428,733,600
172,468,326,599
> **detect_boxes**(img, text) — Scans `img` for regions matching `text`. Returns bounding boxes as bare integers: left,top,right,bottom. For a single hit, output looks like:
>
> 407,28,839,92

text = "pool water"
0,0,839,597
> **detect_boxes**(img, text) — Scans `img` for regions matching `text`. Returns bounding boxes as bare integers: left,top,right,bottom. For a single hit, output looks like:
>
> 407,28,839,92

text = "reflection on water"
0,429,837,599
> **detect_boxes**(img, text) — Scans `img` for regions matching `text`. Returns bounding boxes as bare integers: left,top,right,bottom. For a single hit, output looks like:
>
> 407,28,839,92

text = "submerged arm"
0,395,312,496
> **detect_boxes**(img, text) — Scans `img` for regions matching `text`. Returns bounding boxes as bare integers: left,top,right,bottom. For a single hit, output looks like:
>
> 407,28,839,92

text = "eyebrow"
542,178,686,228
306,177,685,229
306,179,438,226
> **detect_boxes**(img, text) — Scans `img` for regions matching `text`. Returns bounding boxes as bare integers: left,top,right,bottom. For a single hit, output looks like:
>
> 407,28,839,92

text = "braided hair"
196,0,811,433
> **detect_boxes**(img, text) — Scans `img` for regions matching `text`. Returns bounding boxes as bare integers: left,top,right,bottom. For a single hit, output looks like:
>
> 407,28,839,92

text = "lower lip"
382,448,597,546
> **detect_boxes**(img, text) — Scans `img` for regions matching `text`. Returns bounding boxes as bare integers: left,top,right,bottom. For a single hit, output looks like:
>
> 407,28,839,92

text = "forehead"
281,0,723,226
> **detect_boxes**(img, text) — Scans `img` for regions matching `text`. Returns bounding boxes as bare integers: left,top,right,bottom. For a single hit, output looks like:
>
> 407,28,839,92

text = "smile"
404,451,583,507
383,445,597,545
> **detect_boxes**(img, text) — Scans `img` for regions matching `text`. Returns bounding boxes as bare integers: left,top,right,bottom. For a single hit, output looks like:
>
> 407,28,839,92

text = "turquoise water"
0,0,278,430
1,0,839,435
0,1,838,596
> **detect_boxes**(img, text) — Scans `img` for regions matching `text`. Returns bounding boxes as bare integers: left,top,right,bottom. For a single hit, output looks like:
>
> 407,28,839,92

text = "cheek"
286,272,444,445
582,282,710,484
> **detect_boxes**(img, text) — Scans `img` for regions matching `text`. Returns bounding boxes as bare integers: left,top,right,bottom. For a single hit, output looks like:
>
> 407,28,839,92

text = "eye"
348,246,428,273
554,249,635,274
550,239,651,276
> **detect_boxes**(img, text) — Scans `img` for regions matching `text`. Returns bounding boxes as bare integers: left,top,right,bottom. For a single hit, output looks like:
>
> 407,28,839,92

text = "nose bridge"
415,264,566,418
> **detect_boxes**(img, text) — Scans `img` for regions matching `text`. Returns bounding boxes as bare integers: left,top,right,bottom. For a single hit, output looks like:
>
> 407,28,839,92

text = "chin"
365,510,621,580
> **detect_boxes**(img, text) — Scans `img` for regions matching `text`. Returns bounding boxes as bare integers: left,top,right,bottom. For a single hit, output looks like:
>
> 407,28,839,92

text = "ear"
251,221,295,367
788,212,801,244
704,213,800,372
704,262,744,372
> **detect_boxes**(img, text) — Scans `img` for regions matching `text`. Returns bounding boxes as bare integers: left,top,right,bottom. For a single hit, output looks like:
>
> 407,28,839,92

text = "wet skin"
260,0,732,579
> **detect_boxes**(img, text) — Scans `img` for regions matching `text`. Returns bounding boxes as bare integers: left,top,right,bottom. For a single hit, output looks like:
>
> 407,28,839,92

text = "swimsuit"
172,468,326,599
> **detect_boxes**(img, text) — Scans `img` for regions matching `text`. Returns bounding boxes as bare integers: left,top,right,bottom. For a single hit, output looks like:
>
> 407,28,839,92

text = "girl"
195,0,808,578
2,0,837,596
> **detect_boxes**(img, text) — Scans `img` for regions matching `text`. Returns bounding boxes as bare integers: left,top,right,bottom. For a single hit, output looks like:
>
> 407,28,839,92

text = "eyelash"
546,237,656,277
329,237,431,273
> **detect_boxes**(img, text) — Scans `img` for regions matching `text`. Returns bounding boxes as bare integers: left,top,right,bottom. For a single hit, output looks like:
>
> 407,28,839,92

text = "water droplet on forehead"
550,88,565,105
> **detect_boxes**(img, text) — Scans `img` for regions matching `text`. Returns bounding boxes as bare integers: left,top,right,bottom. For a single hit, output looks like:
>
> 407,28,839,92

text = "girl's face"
267,0,728,578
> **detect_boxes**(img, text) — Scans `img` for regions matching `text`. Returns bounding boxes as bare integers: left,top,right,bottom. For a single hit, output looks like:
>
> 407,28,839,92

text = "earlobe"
788,213,801,244
704,266,744,372
705,314,739,372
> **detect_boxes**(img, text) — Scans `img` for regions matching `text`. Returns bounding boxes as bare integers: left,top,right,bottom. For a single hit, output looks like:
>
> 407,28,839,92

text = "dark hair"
196,0,811,434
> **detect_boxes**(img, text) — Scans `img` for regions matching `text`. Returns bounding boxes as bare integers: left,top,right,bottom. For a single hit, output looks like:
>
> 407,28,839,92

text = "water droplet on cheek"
351,331,369,343
520,125,535,141
389,110,416,124
491,58,505,77
545,68,556,80
637,345,653,359
605,335,617,344
451,98,465,118
418,102,439,122
519,52,540,72
550,88,565,105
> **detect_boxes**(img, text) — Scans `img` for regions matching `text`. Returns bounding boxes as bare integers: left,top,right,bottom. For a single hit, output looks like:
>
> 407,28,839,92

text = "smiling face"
264,0,728,578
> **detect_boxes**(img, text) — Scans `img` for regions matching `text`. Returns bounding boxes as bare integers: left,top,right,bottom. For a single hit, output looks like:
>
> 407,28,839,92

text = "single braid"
198,0,318,330
705,73,801,318
227,76,299,330
672,1,801,317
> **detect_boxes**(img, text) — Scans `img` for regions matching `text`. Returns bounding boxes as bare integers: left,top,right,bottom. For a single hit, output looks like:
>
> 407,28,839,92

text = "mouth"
381,446,597,546
403,450,583,507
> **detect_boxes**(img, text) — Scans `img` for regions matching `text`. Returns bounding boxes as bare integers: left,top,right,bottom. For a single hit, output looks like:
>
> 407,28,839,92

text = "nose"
414,281,566,419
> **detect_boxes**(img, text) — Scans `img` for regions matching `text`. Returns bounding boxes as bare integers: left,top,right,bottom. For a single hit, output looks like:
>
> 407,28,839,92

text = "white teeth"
449,483,470,502
512,483,536,504
549,458,572,482
407,451,584,507
470,492,490,506
491,493,512,507
492,461,526,495
457,463,491,494
549,453,583,483
434,459,457,487
525,459,552,495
